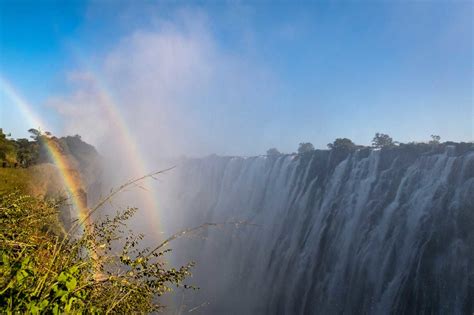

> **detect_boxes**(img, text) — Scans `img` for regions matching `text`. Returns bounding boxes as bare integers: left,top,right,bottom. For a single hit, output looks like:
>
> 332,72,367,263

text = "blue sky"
0,1,472,156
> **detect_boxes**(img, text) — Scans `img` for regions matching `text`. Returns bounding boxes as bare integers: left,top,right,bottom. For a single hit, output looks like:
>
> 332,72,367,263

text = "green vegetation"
0,187,194,314
297,142,315,154
371,133,394,148
0,130,15,164
0,128,39,168
327,138,357,150
266,148,281,156
429,135,441,145
1,129,194,313
0,168,31,194
0,128,98,170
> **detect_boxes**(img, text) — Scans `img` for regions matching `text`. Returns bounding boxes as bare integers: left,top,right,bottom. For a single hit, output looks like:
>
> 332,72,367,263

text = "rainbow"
1,73,169,282
0,75,90,226
65,48,164,239
1,73,166,247
83,75,163,232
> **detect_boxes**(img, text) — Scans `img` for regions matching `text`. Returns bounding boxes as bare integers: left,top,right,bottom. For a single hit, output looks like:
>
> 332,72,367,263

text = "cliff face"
59,135,103,205
25,136,103,227
163,143,474,314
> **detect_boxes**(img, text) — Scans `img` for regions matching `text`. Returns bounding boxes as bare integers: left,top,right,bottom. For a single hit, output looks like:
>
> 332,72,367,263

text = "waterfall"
161,144,474,314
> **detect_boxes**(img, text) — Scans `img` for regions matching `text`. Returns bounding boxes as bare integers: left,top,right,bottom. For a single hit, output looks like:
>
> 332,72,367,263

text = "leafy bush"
0,190,194,314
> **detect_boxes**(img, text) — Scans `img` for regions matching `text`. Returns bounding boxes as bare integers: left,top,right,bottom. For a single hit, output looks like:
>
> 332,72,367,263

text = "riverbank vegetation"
0,182,194,314
0,128,194,313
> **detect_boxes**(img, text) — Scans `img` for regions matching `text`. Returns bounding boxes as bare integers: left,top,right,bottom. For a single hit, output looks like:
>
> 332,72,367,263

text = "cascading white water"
160,144,474,314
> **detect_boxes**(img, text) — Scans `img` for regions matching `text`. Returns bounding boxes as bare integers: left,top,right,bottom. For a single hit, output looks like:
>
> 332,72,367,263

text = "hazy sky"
0,1,472,156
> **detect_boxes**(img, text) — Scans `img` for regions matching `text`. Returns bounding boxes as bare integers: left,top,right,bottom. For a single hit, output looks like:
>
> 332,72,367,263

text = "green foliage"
0,129,16,163
327,138,357,150
27,128,42,141
15,138,39,167
429,135,441,145
0,168,31,194
297,142,315,154
266,148,281,156
0,191,194,314
372,133,394,148
0,128,96,168
0,129,39,167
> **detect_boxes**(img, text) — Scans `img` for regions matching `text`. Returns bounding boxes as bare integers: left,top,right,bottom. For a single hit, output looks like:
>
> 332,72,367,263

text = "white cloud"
48,73,111,145
49,9,276,160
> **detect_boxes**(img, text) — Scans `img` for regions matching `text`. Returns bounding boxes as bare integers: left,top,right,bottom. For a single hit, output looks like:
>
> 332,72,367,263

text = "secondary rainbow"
67,47,166,241
66,67,165,240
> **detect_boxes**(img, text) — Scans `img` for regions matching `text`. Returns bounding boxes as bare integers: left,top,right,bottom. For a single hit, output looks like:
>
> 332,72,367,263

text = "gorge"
160,143,474,314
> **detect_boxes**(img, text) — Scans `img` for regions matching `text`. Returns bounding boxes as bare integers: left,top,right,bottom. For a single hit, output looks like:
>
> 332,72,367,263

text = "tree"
327,138,356,150
298,142,315,154
15,138,39,167
28,128,41,140
0,128,15,162
372,133,394,148
0,128,11,138
266,148,281,156
429,135,441,145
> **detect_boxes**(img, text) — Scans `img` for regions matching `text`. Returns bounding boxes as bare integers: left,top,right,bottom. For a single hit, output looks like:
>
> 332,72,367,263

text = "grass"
0,168,31,194
0,167,194,314
0,164,69,198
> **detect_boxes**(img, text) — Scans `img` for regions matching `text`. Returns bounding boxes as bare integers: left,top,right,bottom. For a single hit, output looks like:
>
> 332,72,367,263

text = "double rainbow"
0,74,161,236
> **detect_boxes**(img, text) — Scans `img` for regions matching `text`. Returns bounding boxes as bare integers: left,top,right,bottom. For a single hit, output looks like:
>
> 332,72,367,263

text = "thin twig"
69,166,175,234
0,240,36,247
106,288,134,314
147,221,258,258
188,302,210,313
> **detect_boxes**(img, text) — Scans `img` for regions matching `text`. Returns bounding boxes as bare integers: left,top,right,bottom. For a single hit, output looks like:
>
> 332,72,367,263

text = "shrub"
0,189,194,314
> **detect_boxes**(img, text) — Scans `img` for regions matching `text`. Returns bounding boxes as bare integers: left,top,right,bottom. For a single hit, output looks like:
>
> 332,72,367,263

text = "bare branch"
188,302,210,313
147,221,259,258
69,166,175,234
